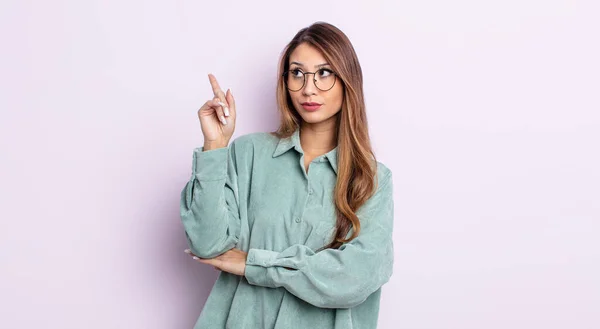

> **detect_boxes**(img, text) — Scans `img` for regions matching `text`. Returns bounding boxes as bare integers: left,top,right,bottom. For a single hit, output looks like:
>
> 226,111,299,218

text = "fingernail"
218,101,229,117
184,249,191,254
192,256,199,260
220,115,227,125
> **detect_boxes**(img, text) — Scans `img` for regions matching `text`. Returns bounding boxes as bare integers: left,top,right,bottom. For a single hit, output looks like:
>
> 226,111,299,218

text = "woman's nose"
302,76,318,95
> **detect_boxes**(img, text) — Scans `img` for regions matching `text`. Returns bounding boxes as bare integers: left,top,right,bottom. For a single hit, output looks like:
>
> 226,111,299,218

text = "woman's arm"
243,170,394,309
180,139,243,259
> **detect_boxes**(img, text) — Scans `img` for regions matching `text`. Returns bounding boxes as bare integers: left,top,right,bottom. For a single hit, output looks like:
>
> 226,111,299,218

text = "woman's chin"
295,106,340,125
300,113,325,123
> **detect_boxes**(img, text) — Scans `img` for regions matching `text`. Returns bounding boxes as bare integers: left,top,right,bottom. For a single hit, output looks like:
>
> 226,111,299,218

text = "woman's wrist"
203,140,228,151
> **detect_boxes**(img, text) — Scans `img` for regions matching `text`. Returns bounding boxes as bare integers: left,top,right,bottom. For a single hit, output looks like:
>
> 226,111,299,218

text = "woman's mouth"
301,102,322,111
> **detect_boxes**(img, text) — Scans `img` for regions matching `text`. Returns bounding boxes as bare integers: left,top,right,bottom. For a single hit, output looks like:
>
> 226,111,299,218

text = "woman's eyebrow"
290,61,330,68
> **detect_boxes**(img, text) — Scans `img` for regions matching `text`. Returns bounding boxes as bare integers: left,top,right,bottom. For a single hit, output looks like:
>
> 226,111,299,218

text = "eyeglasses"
282,68,338,92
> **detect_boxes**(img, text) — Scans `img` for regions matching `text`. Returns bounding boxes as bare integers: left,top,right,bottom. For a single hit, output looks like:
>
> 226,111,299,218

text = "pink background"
1,0,599,328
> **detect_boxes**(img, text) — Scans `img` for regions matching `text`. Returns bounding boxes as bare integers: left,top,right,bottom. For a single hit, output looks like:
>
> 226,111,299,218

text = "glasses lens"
286,70,305,91
315,69,336,91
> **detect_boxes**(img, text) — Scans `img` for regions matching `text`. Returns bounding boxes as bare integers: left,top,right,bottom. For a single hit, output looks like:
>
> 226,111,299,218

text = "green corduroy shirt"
180,127,395,329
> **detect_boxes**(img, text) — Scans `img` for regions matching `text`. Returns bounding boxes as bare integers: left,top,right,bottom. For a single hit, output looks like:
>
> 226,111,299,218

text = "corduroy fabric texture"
180,127,394,329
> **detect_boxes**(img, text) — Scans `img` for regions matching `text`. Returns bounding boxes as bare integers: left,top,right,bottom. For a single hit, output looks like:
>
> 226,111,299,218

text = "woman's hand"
197,74,237,149
185,248,248,276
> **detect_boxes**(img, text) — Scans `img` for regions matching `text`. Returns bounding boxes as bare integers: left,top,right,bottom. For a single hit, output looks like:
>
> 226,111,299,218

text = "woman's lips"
301,103,322,111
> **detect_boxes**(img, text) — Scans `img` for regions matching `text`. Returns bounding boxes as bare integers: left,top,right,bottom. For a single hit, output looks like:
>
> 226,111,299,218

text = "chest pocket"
303,210,337,251
315,221,336,246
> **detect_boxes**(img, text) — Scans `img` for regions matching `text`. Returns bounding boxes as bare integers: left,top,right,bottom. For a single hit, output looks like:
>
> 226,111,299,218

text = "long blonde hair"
272,22,379,250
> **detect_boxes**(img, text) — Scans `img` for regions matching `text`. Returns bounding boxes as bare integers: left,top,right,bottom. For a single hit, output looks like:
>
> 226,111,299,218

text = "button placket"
307,160,319,198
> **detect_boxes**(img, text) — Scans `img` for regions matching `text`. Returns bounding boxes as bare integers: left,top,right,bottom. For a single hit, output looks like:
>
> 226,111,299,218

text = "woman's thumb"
226,89,235,113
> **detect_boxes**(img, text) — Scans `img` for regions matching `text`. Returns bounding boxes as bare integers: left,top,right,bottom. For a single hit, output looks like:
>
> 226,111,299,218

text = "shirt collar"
272,127,338,175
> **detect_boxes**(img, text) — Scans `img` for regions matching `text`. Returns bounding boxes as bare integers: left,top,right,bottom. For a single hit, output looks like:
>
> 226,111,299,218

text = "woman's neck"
299,122,337,156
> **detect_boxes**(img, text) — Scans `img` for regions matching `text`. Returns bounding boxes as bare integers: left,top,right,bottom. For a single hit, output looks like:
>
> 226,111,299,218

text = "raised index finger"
208,73,225,99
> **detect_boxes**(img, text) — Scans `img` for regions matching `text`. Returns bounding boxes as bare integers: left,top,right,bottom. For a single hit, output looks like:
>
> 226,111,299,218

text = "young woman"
181,21,394,329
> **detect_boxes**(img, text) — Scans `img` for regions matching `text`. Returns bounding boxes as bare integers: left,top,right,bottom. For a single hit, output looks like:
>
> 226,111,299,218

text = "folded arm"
244,170,395,309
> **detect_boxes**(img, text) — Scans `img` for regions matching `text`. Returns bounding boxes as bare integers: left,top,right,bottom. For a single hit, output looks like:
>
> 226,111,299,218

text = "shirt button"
308,188,313,194
295,217,301,223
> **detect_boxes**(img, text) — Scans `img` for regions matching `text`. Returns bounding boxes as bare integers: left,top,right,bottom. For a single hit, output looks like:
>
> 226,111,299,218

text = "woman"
180,21,394,329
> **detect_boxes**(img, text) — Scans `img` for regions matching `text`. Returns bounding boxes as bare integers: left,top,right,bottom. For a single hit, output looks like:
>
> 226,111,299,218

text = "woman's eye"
319,69,333,77
290,69,303,77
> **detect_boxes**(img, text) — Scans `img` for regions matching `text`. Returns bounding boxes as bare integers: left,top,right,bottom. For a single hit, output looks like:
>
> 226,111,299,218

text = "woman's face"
287,43,344,126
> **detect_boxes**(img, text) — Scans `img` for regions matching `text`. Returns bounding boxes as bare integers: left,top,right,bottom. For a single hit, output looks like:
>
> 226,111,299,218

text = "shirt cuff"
192,146,228,181
244,248,279,288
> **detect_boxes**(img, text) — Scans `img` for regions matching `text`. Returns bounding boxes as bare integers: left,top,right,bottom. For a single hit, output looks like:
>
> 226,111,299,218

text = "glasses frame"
282,68,338,92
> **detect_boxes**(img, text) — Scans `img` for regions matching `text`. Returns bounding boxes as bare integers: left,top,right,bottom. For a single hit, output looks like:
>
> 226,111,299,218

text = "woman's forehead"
289,44,328,67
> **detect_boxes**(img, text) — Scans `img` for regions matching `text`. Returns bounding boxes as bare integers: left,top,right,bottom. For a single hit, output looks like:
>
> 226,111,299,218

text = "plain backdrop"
1,0,599,328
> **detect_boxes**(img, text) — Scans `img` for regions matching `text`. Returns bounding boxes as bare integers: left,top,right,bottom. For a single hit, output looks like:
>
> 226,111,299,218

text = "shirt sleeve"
243,170,394,309
179,139,242,259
